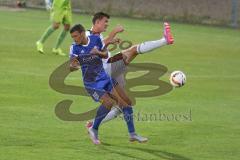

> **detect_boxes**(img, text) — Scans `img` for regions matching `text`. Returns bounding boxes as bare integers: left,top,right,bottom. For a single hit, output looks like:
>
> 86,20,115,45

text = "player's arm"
107,37,121,45
69,45,81,72
91,36,109,59
103,25,124,47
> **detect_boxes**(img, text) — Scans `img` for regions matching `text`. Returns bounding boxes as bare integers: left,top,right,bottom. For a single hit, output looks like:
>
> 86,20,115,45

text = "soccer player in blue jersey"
85,12,174,128
69,24,148,145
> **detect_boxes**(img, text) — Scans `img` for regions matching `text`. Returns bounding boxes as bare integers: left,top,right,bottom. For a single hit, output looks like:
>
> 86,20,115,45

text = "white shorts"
104,59,126,87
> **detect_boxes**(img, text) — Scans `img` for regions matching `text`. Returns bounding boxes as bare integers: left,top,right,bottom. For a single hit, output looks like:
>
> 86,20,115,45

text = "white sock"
137,37,167,54
100,106,122,124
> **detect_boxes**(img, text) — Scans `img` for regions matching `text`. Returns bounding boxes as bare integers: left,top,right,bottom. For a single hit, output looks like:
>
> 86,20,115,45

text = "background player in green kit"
36,0,72,56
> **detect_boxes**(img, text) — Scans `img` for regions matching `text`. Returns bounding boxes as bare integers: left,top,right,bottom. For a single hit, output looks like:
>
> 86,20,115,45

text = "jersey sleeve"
96,36,104,51
69,44,78,59
85,30,91,37
99,34,105,50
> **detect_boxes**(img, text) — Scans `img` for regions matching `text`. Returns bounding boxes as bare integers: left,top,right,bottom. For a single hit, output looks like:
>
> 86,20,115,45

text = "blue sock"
92,105,110,130
122,106,135,134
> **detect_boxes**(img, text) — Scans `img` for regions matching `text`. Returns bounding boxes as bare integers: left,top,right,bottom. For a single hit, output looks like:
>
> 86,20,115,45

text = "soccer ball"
169,71,186,87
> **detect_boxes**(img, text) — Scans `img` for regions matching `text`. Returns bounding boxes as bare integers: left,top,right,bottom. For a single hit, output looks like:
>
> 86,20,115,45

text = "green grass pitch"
0,9,240,160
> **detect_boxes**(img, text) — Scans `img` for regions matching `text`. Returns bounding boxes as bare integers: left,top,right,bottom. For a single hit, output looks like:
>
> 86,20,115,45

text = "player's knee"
122,54,129,65
124,95,132,106
64,24,70,31
130,45,138,52
124,60,130,65
103,101,114,109
53,23,60,30
125,98,132,106
118,98,132,107
102,99,114,109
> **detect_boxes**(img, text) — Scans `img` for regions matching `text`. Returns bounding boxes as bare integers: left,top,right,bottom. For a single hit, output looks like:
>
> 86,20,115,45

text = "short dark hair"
70,24,85,34
92,12,110,24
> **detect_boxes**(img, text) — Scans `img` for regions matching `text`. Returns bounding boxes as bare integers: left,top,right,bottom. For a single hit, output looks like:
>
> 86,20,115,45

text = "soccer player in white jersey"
85,12,174,133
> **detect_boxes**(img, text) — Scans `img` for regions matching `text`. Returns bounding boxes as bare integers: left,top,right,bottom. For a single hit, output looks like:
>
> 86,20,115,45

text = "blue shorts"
85,78,118,102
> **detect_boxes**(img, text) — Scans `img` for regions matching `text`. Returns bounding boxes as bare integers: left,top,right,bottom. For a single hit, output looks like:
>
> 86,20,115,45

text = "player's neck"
80,37,88,45
91,26,101,34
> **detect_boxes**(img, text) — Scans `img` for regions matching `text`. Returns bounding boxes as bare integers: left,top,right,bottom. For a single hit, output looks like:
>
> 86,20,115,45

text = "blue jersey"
69,34,116,101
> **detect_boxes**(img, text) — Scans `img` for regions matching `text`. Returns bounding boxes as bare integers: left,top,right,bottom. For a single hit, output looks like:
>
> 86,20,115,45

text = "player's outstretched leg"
119,22,174,65
136,22,174,53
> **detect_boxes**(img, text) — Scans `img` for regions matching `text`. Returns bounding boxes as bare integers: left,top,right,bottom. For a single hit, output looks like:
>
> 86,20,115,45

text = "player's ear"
95,19,100,25
80,31,85,37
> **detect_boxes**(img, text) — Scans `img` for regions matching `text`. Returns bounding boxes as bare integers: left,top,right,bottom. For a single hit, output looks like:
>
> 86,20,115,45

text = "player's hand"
109,37,121,45
90,47,108,58
114,25,124,33
70,57,80,71
90,46,100,55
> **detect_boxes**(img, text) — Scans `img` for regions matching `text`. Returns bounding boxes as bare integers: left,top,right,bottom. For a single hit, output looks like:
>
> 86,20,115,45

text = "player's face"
96,17,109,32
71,31,86,45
